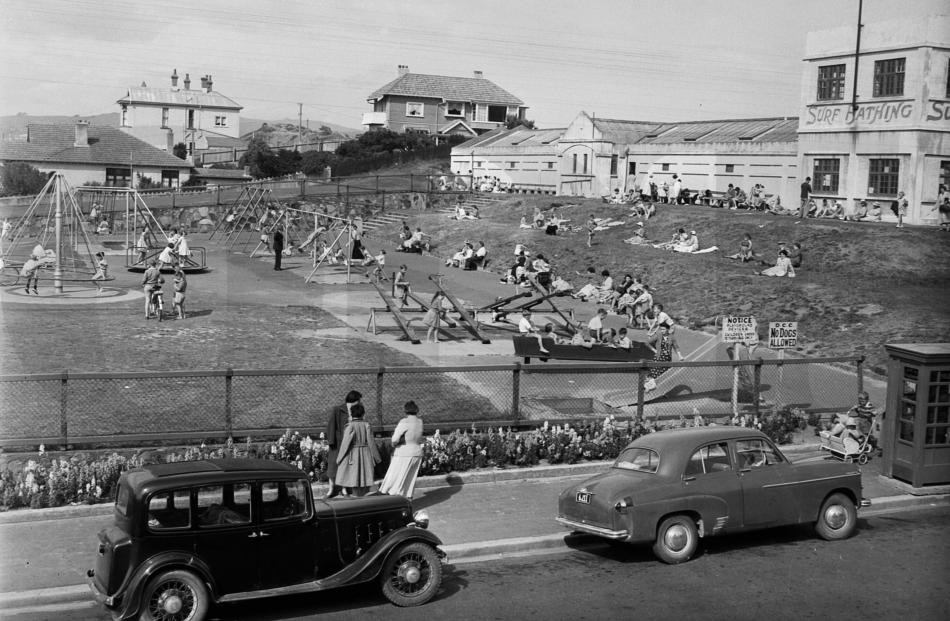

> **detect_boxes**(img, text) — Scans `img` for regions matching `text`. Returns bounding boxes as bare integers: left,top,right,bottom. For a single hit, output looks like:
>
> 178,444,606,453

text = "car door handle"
247,532,259,538
258,531,270,537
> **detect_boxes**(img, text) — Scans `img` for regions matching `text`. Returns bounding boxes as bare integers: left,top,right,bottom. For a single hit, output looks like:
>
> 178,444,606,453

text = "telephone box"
881,343,950,487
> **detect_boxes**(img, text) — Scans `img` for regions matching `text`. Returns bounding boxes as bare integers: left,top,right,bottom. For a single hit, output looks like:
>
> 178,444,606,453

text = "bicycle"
148,286,165,321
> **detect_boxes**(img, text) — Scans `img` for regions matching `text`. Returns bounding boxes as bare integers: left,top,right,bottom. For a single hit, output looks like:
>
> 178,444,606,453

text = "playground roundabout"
0,284,143,305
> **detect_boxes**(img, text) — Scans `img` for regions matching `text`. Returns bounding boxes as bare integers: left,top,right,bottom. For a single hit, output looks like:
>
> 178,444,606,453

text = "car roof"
631,426,769,454
123,459,302,495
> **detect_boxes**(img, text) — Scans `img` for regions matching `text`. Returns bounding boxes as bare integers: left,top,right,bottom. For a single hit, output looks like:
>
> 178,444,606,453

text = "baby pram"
819,414,878,465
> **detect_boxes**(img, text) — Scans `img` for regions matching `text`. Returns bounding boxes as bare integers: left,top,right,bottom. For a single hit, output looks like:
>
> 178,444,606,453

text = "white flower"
270,445,277,454
38,444,45,455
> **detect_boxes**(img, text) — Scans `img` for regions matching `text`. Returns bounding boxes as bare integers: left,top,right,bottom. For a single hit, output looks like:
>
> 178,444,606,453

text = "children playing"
518,309,550,354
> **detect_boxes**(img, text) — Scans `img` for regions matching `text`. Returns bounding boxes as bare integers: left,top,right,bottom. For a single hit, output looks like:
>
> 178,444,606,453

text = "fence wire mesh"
0,357,863,447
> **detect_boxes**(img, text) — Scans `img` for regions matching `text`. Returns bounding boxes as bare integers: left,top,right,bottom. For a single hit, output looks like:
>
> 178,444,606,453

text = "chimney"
171,68,178,88
206,74,213,93
183,73,191,90
74,120,89,148
200,75,208,90
165,128,174,154
473,70,483,79
398,64,409,77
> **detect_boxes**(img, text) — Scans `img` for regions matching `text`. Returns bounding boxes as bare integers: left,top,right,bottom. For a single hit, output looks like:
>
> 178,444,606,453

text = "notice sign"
768,321,798,349
722,316,757,343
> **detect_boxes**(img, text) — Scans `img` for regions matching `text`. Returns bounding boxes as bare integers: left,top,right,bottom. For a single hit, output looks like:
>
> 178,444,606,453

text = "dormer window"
406,102,424,117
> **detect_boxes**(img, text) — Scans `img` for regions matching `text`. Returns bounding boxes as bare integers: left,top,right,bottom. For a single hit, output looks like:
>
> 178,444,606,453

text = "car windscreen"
614,447,659,473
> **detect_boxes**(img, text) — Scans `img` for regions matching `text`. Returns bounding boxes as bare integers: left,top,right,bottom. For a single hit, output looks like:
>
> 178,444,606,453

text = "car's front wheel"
653,515,699,564
815,492,857,541
380,542,442,607
139,569,209,621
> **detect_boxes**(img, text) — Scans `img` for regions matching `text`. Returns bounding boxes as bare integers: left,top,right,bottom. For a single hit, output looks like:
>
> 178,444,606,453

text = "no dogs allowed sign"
722,316,758,343
768,321,798,349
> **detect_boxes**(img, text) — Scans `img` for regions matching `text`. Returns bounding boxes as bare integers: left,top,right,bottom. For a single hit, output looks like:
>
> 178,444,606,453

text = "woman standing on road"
379,401,425,498
335,403,381,497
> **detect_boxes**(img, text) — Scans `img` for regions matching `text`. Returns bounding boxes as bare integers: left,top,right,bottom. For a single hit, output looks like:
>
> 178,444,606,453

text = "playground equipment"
211,186,287,252
479,280,577,335
0,173,101,292
74,187,208,272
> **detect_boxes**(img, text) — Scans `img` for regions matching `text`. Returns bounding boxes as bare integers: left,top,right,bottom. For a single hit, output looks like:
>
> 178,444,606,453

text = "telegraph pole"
298,103,303,152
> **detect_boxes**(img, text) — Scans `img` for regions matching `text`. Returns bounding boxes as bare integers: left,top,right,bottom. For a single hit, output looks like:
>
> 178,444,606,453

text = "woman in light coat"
379,401,424,498
335,403,381,497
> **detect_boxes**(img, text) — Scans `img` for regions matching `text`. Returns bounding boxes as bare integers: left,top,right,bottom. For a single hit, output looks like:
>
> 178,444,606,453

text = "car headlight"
613,496,634,512
413,510,429,529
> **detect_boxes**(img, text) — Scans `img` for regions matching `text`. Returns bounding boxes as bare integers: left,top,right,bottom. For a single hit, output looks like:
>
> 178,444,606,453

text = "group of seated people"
450,202,479,220
445,240,488,270
655,228,700,253
571,268,671,330
397,223,429,253
499,244,557,292
803,198,883,221
475,176,510,193
520,207,570,235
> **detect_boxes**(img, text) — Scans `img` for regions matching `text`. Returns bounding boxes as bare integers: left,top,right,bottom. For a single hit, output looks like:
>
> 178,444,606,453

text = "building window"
547,162,555,169
120,105,128,127
508,161,516,169
900,367,917,442
946,59,950,98
572,153,577,174
105,167,132,187
582,154,588,174
813,159,840,193
161,107,169,128
187,109,195,129
725,164,735,173
926,370,950,447
817,64,846,100
488,105,507,123
661,163,670,171
445,102,464,117
628,162,636,175
610,154,618,177
161,170,180,188
405,102,424,118
940,160,950,191
868,158,900,196
472,104,487,123
214,115,227,127
873,58,905,97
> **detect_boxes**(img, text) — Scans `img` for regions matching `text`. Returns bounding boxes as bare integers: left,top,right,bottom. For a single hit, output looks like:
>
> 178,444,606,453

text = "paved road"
6,505,948,620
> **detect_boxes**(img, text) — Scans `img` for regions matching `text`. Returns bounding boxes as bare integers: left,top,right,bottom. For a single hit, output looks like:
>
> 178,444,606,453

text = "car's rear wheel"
380,542,442,607
653,515,698,564
815,492,857,541
139,569,208,621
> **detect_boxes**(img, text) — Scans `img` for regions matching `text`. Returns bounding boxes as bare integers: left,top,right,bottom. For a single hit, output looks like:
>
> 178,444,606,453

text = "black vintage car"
88,459,444,620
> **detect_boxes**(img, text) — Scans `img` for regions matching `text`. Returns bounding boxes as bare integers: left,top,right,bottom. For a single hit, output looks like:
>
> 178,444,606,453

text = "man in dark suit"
326,390,362,498
273,228,284,270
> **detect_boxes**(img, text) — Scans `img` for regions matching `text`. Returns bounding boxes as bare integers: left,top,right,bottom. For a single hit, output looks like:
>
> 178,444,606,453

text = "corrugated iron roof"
635,118,799,144
452,126,564,152
591,118,666,145
368,73,524,105
117,86,242,110
0,124,191,168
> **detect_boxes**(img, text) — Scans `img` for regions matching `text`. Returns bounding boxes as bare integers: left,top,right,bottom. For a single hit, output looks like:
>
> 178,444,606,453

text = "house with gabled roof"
117,69,243,158
450,126,564,193
363,66,527,137
0,120,192,188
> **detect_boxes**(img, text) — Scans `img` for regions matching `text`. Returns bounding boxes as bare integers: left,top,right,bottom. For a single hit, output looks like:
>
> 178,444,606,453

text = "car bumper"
860,498,871,508
555,516,629,540
86,570,123,612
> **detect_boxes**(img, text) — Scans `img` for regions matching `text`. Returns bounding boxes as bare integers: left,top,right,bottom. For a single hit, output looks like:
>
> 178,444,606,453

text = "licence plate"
575,491,591,504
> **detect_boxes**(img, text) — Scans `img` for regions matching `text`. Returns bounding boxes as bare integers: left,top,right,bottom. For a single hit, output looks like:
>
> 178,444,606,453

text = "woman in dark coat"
335,403,381,497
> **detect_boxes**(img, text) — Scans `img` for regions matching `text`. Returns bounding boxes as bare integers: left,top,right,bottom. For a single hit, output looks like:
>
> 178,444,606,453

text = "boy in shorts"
173,268,187,319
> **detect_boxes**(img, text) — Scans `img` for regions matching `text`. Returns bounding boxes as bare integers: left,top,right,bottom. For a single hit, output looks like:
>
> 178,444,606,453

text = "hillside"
373,182,950,375
240,117,360,142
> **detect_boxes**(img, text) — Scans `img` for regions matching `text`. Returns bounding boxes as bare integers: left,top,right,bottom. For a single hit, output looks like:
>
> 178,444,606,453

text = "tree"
505,115,536,130
136,173,160,190
0,162,49,196
239,136,279,178
318,125,332,135
300,150,337,177
172,142,188,160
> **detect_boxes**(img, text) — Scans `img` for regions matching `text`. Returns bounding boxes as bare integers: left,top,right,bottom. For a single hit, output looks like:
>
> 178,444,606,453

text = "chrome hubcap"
159,592,183,614
825,505,847,529
400,561,422,584
665,524,689,552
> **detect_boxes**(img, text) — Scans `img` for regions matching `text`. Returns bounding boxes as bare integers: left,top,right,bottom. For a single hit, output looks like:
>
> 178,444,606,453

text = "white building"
798,15,950,224
117,70,243,157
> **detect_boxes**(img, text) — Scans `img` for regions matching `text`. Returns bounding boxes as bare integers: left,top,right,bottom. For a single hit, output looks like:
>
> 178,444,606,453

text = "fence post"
511,363,521,422
60,370,69,448
224,367,233,438
410,174,414,193
752,360,762,418
215,186,221,206
856,355,864,393
636,367,646,423
376,367,385,428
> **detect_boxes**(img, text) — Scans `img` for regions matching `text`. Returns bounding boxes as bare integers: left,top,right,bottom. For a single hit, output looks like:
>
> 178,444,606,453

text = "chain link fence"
0,356,864,448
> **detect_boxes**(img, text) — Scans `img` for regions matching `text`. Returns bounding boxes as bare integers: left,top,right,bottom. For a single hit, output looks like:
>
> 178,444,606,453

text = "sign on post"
768,321,798,349
722,316,758,343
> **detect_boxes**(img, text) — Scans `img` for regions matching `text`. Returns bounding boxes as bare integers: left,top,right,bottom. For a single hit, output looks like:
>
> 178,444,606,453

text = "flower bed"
0,411,803,512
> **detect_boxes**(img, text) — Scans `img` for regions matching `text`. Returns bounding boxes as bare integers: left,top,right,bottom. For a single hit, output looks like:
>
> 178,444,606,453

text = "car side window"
197,483,252,527
684,442,732,476
735,439,783,469
147,489,191,530
262,480,309,521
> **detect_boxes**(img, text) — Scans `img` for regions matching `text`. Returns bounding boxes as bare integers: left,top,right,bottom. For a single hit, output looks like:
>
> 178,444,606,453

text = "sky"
0,0,946,130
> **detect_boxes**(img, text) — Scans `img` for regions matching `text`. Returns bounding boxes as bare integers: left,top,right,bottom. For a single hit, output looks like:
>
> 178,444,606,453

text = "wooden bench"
512,336,653,364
